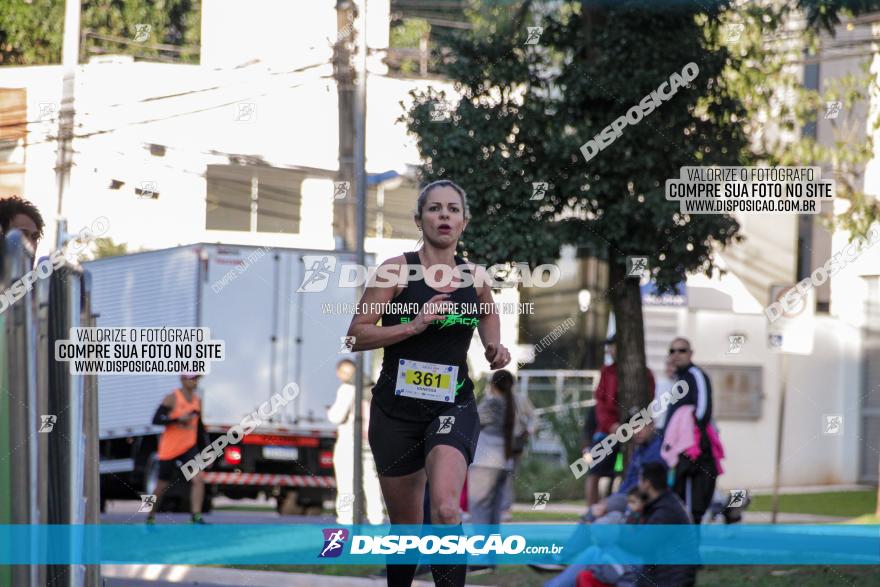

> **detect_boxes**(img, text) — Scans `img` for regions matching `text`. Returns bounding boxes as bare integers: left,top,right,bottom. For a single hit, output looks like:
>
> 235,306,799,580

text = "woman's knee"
431,498,460,524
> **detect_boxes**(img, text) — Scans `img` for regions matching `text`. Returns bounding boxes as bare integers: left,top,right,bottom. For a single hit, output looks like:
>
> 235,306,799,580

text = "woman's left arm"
473,264,510,370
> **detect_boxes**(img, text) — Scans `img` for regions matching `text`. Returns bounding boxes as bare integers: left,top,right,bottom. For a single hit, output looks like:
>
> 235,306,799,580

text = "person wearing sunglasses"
663,338,712,431
662,337,718,524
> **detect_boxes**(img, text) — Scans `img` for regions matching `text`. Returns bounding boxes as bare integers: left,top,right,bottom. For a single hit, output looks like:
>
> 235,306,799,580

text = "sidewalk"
510,503,848,523
742,484,873,496
102,564,495,587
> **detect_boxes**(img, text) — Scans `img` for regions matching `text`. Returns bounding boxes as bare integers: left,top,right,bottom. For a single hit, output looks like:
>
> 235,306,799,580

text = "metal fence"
517,369,600,464
0,230,99,587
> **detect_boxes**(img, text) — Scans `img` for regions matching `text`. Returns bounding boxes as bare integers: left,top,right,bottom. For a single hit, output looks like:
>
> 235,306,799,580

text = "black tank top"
372,251,481,422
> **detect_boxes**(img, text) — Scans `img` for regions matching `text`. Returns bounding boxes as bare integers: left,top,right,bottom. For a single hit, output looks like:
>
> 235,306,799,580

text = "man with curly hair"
0,195,44,251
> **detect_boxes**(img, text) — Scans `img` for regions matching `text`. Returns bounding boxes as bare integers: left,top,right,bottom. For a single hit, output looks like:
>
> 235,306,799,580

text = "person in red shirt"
584,334,655,507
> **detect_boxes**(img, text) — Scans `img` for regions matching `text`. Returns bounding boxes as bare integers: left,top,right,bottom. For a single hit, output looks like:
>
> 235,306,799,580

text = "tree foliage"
0,0,200,65
402,0,748,414
403,1,749,285
402,0,880,431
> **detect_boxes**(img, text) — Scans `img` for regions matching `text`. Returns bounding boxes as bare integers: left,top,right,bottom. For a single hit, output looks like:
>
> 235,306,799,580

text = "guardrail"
0,229,99,587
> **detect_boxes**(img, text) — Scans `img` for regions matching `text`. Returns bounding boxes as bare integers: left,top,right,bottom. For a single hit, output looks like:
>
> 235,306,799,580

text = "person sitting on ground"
581,418,666,523
635,462,697,587
542,494,635,587
625,488,646,524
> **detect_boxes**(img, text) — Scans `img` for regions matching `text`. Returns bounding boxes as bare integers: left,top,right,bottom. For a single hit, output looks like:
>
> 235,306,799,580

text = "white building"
639,14,880,490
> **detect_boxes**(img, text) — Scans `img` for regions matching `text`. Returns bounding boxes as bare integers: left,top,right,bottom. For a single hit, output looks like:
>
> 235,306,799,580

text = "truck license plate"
262,446,298,461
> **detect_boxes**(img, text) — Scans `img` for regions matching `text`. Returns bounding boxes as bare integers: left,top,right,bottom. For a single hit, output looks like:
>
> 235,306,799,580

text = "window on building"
206,165,301,233
0,88,27,199
337,181,420,240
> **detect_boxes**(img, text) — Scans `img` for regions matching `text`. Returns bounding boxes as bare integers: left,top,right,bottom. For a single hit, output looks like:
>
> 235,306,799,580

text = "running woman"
347,180,510,587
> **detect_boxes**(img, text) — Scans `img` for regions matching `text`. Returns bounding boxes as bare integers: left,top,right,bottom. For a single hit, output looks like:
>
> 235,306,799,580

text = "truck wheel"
277,490,304,515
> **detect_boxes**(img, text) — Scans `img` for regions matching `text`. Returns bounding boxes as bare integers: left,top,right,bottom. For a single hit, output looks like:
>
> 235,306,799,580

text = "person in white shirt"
327,359,386,525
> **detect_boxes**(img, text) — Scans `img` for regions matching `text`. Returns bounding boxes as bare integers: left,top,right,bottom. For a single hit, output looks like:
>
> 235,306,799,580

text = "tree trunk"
608,259,651,422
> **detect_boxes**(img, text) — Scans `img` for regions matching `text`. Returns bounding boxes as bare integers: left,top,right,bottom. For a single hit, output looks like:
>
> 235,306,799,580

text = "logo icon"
319,528,349,558
339,336,356,354
727,335,745,354
334,181,350,200
138,494,157,513
133,24,152,42
531,181,548,201
532,492,550,510
137,181,158,199
437,416,455,434
430,101,452,122
39,414,57,433
525,27,544,45
337,493,355,512
298,255,337,293
726,23,744,42
824,101,842,120
823,414,843,435
234,102,257,123
38,103,58,121
626,256,649,278
727,489,747,508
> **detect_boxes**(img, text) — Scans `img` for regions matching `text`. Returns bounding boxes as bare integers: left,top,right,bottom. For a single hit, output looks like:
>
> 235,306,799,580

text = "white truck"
86,243,371,513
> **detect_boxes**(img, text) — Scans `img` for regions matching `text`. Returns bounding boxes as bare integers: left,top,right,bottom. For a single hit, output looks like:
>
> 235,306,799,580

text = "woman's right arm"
346,256,449,352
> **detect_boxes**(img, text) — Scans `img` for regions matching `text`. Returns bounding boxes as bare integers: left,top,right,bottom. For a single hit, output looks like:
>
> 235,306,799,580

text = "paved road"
97,496,849,587
101,565,453,587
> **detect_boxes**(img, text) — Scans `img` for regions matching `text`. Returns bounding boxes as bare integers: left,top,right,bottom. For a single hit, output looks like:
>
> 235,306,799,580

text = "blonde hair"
413,179,471,220
414,180,470,246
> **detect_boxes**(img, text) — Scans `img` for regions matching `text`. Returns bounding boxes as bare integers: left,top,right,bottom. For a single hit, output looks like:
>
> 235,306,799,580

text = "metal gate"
860,280,880,483
517,370,600,464
0,230,99,587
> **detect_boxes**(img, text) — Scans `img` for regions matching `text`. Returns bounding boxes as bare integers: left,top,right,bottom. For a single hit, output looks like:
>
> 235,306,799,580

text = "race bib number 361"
395,358,458,403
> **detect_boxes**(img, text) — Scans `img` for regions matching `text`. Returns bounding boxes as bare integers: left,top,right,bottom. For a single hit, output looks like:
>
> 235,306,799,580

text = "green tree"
403,0,747,420
403,0,880,460
86,236,127,260
0,0,200,65
389,18,430,75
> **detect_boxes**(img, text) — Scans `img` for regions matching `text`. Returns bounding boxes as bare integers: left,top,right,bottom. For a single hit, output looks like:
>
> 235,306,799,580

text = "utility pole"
352,0,369,528
334,0,368,525
334,0,357,251
54,0,81,250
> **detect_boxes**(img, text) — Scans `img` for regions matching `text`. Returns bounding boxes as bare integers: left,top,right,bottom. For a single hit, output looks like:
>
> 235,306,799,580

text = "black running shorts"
157,445,201,481
368,398,480,477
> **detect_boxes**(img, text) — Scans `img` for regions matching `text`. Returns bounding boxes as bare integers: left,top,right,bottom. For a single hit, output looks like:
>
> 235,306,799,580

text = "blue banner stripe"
0,524,877,565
